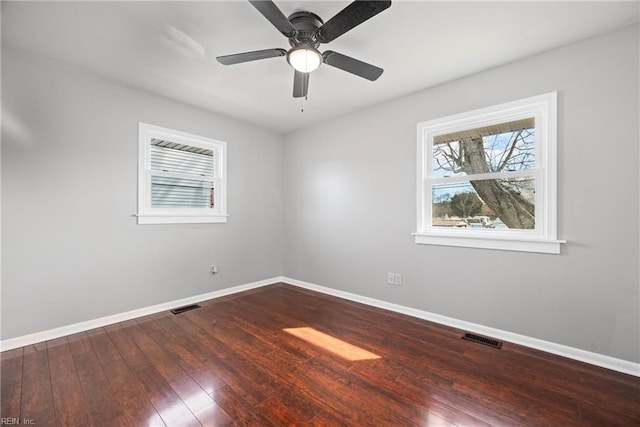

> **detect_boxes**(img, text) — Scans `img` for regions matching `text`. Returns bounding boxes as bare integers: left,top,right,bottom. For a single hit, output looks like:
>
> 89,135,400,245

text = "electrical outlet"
388,272,402,286
394,273,403,286
210,265,218,274
387,272,395,285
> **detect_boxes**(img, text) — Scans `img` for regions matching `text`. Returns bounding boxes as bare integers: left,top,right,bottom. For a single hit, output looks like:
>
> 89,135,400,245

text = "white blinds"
149,141,215,209
151,176,214,208
150,143,214,176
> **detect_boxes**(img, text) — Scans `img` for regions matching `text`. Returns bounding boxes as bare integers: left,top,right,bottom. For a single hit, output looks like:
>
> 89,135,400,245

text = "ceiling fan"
216,0,392,98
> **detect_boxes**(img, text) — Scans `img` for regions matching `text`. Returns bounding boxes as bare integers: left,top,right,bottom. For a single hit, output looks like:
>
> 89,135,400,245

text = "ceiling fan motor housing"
287,11,323,48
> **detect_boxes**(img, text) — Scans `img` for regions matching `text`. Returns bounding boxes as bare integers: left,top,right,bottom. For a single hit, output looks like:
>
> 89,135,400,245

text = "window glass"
151,176,214,209
432,176,536,230
432,121,535,177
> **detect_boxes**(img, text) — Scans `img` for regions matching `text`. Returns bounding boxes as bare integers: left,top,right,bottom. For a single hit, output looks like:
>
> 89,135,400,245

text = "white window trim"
415,92,565,254
137,122,228,225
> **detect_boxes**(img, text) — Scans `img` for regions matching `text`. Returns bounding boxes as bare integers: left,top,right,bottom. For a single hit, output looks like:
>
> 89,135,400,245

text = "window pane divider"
430,168,538,184
148,169,215,182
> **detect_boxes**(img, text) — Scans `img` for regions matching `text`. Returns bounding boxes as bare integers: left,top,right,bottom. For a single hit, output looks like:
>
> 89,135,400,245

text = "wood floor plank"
350,359,490,426
308,408,368,426
19,343,56,425
1,390,22,422
183,308,360,422
46,337,92,426
499,346,640,417
1,347,23,388
2,283,639,426
100,358,167,426
153,314,236,397
67,331,94,355
211,385,275,427
238,290,498,424
254,379,326,426
121,318,188,383
88,329,166,426
186,304,328,423
86,327,122,365
169,375,232,426
68,332,128,426
104,323,153,372
1,347,23,419
134,366,201,427
167,312,277,406
140,314,227,395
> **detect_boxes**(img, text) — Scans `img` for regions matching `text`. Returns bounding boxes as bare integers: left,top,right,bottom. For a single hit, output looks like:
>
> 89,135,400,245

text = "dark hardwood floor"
2,283,639,426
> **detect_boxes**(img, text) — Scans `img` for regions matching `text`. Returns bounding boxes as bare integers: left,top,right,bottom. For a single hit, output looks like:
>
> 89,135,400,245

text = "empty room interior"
1,1,639,425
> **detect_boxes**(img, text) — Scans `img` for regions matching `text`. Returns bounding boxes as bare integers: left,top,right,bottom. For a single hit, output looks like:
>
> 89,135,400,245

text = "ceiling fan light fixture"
287,46,322,73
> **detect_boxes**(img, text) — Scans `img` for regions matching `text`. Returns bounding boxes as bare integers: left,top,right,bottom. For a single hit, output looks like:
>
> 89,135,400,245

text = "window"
415,92,564,253
137,122,227,224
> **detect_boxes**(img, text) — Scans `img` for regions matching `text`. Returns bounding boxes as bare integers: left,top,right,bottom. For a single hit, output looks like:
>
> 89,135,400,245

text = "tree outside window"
431,121,536,230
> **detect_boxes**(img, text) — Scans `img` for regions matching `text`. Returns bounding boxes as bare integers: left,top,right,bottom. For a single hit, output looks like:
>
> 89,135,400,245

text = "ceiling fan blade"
318,0,391,43
293,70,309,98
216,48,286,65
322,51,383,81
249,0,296,37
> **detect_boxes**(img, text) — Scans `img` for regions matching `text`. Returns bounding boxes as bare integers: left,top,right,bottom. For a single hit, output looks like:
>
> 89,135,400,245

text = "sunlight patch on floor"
283,327,381,361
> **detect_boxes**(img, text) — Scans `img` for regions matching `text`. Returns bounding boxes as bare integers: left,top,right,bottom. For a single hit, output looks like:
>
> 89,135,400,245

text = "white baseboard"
281,276,640,377
2,275,638,378
0,277,280,352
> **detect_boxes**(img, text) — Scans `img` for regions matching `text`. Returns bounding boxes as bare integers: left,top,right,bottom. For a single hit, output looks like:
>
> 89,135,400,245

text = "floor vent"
462,332,503,349
170,304,201,315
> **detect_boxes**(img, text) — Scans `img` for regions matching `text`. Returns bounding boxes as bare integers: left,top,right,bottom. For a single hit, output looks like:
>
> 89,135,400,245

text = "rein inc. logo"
1,419,34,425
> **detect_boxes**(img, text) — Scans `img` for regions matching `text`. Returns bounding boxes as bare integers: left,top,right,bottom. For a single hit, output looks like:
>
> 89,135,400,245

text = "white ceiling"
3,1,638,134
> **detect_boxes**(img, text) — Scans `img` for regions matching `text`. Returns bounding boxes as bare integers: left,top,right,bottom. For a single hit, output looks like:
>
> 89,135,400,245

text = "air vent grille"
170,304,201,315
462,332,503,349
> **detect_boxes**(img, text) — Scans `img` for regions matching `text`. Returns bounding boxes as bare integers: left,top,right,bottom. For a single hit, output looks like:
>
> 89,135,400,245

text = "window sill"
137,214,228,225
413,233,565,254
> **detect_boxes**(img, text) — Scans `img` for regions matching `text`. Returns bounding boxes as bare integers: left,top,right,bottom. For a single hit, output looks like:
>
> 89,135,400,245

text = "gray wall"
282,25,640,363
2,48,283,339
